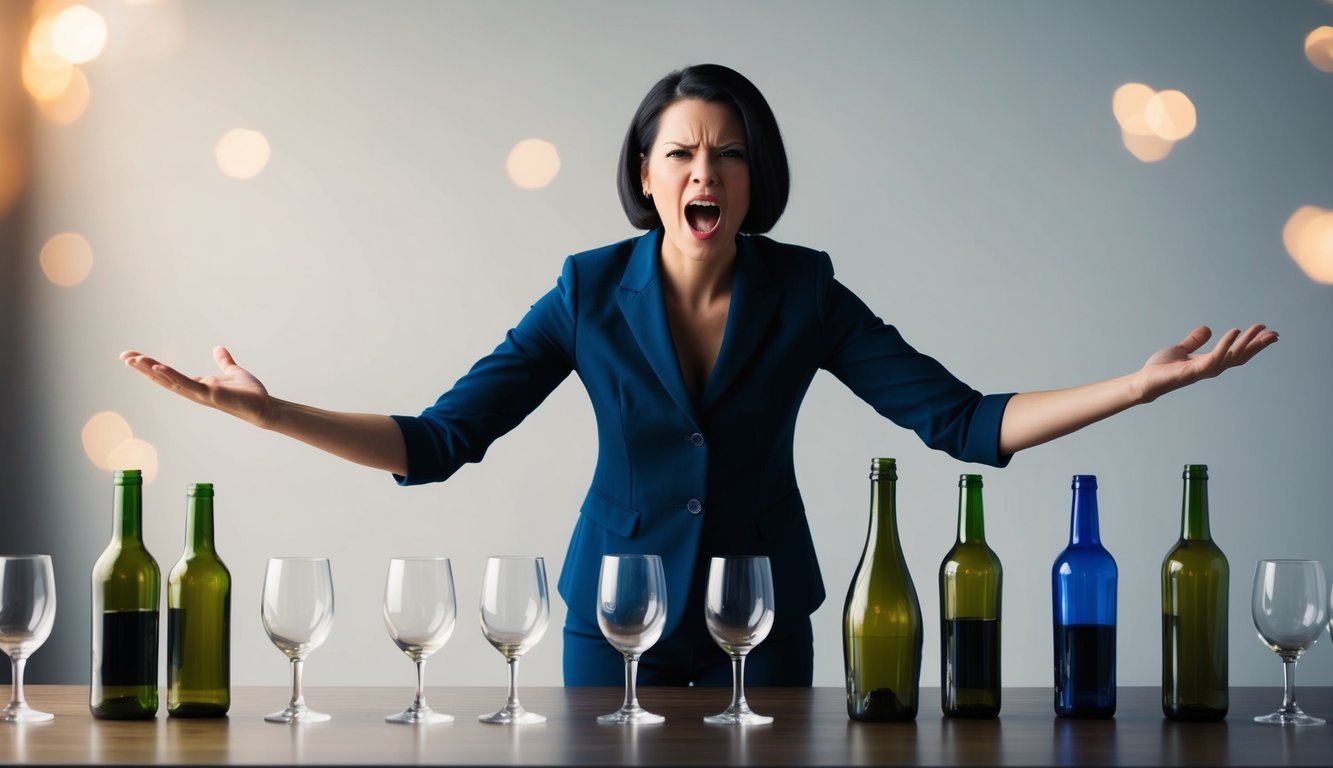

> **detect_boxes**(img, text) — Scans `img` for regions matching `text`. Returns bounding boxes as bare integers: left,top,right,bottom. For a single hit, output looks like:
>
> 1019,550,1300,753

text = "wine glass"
262,557,335,724
1252,559,1328,726
0,555,57,723
478,556,550,725
703,555,775,726
596,554,667,725
383,557,457,724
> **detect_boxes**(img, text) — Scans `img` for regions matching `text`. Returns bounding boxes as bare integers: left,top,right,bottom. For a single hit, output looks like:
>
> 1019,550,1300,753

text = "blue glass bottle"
1051,474,1117,718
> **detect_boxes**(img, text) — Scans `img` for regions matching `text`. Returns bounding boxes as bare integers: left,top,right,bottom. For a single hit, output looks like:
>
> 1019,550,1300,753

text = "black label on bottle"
100,610,158,687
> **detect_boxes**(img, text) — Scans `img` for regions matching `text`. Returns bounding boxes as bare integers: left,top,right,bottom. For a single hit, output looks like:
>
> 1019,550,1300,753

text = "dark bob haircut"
617,64,789,235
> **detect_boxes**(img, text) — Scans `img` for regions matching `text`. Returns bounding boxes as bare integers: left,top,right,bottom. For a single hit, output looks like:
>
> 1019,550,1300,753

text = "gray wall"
5,0,1332,697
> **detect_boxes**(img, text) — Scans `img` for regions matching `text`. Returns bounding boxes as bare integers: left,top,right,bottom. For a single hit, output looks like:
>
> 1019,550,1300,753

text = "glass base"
1255,706,1325,726
704,704,773,726
387,705,454,725
478,703,546,725
0,702,54,723
265,704,331,724
598,703,664,725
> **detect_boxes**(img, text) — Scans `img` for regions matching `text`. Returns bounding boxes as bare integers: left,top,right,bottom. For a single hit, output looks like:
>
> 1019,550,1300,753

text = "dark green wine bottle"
90,469,161,719
167,483,231,717
939,473,1002,718
1161,464,1228,721
844,458,923,721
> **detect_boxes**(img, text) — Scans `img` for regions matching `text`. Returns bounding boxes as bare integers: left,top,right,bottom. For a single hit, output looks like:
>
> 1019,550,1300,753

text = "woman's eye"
720,149,745,159
666,149,688,159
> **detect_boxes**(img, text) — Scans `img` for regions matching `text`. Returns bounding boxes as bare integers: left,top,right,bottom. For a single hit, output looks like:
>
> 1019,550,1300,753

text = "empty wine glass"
478,556,550,725
262,557,335,724
383,557,457,724
1252,559,1327,726
0,555,56,723
704,555,775,726
597,554,667,725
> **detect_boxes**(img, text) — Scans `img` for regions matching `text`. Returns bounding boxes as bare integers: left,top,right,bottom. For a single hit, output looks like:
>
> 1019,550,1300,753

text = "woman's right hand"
120,346,276,427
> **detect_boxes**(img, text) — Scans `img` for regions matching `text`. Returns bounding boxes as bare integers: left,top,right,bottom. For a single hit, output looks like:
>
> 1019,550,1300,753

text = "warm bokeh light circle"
1121,130,1174,163
82,412,134,471
107,439,160,484
36,66,90,125
51,5,108,65
1112,83,1156,137
1306,27,1333,73
215,129,272,179
1145,90,1197,141
39,232,94,286
1284,206,1333,284
507,139,561,189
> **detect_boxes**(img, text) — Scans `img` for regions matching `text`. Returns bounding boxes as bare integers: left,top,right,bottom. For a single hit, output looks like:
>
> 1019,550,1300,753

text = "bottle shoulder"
940,542,1002,572
1053,543,1117,572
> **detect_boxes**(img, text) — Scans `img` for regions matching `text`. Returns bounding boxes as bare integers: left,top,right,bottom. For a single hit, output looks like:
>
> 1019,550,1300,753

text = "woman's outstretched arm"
998,323,1278,456
120,346,408,475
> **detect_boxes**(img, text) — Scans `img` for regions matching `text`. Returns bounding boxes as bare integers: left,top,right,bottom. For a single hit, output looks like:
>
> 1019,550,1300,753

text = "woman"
121,64,1276,686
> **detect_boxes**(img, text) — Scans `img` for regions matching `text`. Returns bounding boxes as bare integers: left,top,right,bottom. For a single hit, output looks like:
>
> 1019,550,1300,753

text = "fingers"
1176,325,1213,354
213,345,237,371
120,351,208,399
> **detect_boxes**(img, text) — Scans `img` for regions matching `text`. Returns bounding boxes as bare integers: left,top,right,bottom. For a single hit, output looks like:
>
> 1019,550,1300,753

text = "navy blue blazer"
393,229,1013,638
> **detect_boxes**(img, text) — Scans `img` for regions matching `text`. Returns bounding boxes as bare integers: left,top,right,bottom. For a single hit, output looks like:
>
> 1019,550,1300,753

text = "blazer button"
686,499,702,514
690,432,705,447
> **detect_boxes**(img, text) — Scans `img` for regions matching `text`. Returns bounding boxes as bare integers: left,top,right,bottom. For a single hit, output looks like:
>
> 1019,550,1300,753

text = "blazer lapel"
702,235,780,411
616,229,700,425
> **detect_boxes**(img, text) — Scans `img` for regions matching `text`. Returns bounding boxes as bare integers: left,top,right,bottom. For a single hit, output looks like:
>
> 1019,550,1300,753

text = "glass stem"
1281,658,1298,713
623,653,640,710
413,659,428,710
730,654,748,711
505,657,522,710
289,657,307,710
9,656,26,708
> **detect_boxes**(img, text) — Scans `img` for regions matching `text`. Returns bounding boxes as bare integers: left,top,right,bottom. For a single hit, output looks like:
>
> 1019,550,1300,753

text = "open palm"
120,346,275,426
1134,324,1278,404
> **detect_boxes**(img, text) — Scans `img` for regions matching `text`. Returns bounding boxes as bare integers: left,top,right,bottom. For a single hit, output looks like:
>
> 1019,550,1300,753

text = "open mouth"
685,199,722,236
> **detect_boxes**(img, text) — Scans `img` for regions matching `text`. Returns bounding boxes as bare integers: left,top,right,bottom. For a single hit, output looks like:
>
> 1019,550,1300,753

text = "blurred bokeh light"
106,438,160,484
36,66,90,124
215,129,272,179
39,232,95,286
82,412,133,471
506,138,561,189
1283,205,1333,284
1112,82,1156,136
1306,26,1333,72
1121,130,1174,163
1145,90,1197,141
50,5,107,64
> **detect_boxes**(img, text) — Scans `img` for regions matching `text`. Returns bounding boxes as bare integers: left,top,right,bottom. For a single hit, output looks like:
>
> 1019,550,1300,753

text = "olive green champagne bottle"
1161,464,1228,721
167,483,231,717
939,473,1002,718
90,469,161,719
844,458,923,721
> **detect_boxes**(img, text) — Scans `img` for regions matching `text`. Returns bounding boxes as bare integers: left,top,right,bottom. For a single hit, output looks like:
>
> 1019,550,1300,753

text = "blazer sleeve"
390,256,578,485
816,254,1014,467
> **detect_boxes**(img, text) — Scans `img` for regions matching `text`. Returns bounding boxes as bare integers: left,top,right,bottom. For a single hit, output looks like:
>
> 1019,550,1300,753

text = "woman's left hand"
1131,324,1278,404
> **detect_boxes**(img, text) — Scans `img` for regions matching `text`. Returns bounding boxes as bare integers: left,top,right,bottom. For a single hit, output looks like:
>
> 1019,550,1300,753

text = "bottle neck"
1181,468,1211,541
957,477,986,544
186,496,216,554
869,474,902,551
1069,477,1101,546
113,482,144,544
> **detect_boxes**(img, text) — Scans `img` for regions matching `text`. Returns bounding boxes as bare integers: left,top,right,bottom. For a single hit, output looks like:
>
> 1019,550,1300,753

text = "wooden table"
1,686,1330,765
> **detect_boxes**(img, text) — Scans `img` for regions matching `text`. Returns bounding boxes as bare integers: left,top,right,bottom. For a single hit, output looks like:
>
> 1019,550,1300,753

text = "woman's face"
641,98,751,266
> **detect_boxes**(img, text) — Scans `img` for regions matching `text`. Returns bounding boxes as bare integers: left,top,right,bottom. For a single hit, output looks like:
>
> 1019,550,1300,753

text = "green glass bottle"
167,483,231,717
1161,464,1228,721
844,458,923,721
939,473,1002,718
90,469,161,719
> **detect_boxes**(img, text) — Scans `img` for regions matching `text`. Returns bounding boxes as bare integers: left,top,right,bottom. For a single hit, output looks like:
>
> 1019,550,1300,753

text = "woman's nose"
691,157,717,184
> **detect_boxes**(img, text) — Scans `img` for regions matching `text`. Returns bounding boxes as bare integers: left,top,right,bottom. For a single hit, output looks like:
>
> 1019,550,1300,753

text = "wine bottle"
939,473,1002,718
167,483,231,717
844,458,923,721
90,469,161,719
1161,464,1228,721
1051,474,1116,718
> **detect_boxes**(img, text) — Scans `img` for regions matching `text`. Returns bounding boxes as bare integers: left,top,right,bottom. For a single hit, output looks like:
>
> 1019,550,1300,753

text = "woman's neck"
659,238,737,310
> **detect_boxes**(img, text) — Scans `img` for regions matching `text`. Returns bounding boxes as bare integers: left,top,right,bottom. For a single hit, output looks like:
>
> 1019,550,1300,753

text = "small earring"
642,189,650,198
